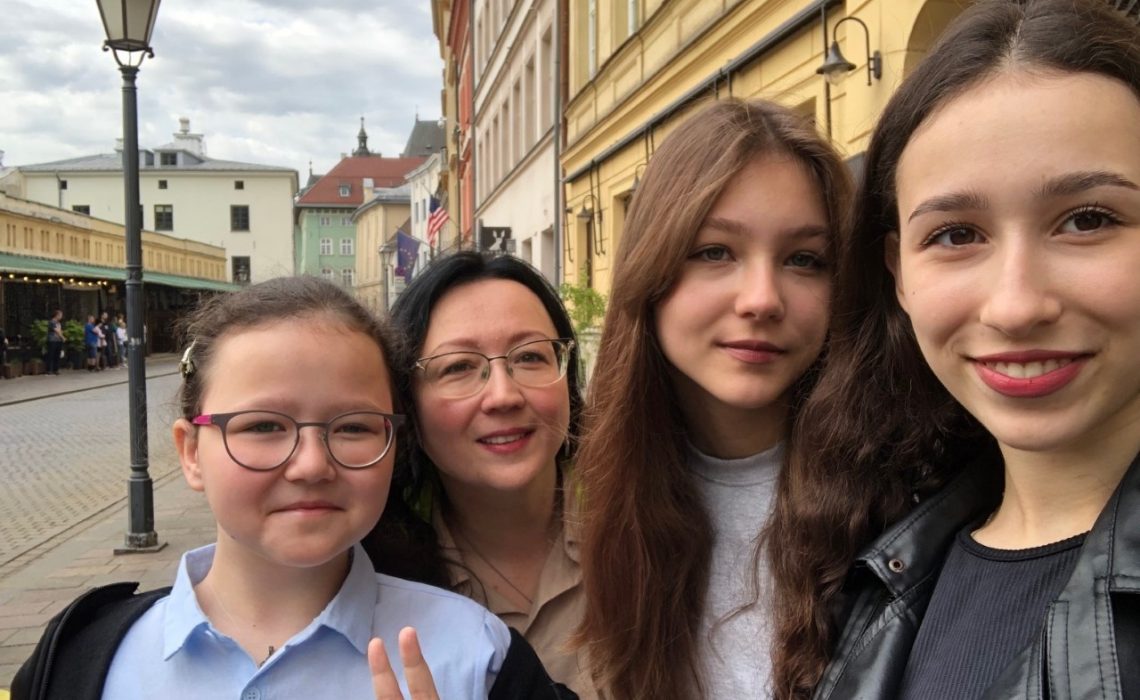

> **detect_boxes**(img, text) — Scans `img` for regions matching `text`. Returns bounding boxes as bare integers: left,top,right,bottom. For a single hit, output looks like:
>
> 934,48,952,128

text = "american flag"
426,196,449,249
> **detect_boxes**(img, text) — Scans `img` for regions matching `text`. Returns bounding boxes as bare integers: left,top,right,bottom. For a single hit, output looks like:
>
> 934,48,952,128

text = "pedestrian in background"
45,310,64,375
82,315,100,372
115,316,128,367
99,312,118,369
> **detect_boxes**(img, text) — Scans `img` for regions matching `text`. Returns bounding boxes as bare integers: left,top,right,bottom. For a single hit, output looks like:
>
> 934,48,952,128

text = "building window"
232,256,251,285
321,267,334,280
59,180,68,190
154,204,174,231
319,216,331,226
158,179,168,189
72,205,90,215
341,268,355,287
320,237,333,255
339,184,351,197
341,216,352,226
234,180,244,190
231,205,250,231
160,152,177,166
340,238,354,255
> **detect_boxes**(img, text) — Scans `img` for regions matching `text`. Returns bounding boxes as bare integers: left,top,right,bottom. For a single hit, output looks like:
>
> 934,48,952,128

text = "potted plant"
24,320,47,375
63,320,86,370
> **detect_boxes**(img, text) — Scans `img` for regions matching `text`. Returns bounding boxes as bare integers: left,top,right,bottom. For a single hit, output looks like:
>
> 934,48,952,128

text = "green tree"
559,273,607,334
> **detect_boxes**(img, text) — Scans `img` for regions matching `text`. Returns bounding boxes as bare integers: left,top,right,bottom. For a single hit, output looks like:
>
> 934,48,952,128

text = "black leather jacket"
814,453,1140,700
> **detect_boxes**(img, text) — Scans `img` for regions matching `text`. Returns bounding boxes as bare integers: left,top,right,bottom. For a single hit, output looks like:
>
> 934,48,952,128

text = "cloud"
0,0,442,177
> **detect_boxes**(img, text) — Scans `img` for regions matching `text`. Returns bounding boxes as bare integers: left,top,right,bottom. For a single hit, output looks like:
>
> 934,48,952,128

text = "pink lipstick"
972,351,1089,398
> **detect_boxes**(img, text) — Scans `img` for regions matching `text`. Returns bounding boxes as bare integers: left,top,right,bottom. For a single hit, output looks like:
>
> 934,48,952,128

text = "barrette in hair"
179,341,197,379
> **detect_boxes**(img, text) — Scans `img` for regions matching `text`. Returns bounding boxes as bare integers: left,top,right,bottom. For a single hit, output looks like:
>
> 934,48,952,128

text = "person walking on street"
45,310,64,375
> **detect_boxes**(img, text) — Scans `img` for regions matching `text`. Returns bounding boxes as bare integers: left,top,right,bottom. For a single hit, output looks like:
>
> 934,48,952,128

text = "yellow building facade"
561,0,972,294
1,193,228,282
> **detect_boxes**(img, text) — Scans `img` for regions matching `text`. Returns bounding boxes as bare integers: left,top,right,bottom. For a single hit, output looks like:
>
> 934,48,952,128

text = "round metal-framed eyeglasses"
190,410,406,471
414,338,575,400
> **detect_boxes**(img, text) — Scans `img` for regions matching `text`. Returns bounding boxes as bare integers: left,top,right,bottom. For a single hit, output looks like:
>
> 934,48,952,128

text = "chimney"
179,117,190,134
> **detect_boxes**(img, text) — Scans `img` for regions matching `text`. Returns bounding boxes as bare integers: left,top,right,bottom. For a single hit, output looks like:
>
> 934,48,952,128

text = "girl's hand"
369,627,440,700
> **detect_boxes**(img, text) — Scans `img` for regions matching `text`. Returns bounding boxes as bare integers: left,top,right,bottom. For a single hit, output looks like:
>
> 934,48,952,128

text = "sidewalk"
0,352,179,407
0,355,217,688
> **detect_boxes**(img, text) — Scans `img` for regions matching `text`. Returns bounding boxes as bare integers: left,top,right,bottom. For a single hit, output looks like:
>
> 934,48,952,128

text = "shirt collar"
162,543,379,659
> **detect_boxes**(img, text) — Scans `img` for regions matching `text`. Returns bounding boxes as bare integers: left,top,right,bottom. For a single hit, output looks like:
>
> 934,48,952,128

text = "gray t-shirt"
689,442,781,699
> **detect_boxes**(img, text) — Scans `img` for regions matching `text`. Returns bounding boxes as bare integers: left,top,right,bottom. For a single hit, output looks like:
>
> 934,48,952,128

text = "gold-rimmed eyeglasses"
414,338,575,399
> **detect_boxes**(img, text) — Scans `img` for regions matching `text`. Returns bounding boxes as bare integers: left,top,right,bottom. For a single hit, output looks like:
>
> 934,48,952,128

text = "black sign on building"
478,224,514,254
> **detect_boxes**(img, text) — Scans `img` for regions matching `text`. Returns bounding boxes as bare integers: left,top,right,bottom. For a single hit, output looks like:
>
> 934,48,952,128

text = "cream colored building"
5,119,298,285
353,182,411,314
562,0,977,295
473,0,560,280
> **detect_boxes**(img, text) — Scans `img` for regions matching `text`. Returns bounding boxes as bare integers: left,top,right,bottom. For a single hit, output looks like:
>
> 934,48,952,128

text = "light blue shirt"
103,543,510,699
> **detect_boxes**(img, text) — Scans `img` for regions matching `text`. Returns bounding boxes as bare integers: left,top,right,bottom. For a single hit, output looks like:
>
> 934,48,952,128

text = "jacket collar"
1059,452,1140,594
856,451,1140,599
855,461,998,598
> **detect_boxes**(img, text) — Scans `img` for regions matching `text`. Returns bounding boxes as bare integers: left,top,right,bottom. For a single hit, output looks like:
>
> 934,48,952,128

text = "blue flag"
395,230,420,284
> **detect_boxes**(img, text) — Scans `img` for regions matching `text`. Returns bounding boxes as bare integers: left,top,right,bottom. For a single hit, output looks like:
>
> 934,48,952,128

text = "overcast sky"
0,0,443,180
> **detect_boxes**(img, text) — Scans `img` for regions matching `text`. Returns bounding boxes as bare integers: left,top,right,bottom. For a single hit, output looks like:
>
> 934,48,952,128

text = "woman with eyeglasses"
364,252,589,697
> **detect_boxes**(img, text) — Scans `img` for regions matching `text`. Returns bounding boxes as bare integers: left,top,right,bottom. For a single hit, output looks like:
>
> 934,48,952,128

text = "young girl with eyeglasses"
768,1,1140,697
14,276,567,700
572,98,852,699
364,252,588,697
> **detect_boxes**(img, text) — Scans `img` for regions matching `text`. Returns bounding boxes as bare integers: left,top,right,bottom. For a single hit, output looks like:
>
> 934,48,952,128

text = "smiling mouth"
981,358,1074,379
478,431,532,446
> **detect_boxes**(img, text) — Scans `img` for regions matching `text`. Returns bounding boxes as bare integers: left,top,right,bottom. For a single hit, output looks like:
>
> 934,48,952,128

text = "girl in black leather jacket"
765,1,1140,698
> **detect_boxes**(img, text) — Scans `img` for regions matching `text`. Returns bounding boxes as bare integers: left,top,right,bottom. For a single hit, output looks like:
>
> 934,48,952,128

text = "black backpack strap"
11,582,171,700
488,628,579,700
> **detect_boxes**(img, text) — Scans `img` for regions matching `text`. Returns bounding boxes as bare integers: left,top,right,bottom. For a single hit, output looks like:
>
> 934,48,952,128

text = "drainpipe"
553,0,563,283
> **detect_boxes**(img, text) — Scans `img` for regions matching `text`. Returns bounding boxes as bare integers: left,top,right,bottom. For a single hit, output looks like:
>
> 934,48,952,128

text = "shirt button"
242,688,261,700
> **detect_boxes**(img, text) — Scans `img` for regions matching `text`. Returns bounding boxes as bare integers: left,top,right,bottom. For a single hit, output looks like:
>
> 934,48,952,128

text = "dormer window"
339,184,351,197
160,152,177,166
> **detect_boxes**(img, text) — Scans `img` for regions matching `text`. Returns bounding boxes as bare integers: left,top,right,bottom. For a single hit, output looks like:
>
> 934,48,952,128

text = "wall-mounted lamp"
816,16,882,86
630,163,648,195
577,193,606,255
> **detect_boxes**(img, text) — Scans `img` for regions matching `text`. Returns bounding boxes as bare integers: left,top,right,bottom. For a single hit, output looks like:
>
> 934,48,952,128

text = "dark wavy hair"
362,252,584,586
767,1,1140,697
572,98,852,699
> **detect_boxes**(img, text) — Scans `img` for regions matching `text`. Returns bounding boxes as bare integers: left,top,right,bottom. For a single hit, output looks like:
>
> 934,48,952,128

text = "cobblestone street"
0,359,217,687
0,370,183,571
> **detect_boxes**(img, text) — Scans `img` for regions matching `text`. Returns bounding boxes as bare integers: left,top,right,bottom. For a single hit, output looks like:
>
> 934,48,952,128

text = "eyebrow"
907,170,1140,224
424,331,553,356
1035,170,1140,199
907,190,989,223
702,216,829,240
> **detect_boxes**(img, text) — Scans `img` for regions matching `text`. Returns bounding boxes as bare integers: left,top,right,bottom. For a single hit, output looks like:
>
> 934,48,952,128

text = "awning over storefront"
0,252,240,293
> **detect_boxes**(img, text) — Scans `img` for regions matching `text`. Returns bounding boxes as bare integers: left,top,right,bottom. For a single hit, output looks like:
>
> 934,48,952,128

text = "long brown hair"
574,98,852,699
767,1,1140,697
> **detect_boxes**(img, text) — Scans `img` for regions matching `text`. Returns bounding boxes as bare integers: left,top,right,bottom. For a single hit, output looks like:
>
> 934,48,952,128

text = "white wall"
22,168,297,283
473,0,558,282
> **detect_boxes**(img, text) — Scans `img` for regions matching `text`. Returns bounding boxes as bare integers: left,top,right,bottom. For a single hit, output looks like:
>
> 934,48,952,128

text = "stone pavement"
0,358,217,688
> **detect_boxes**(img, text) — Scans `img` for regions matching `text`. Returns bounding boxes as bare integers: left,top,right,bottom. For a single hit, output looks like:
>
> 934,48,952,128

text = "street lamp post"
96,0,165,553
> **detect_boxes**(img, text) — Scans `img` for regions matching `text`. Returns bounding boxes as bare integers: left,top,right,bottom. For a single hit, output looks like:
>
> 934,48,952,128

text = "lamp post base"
114,532,167,555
